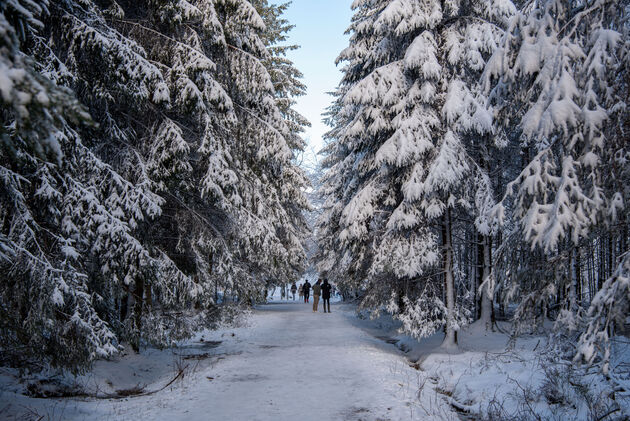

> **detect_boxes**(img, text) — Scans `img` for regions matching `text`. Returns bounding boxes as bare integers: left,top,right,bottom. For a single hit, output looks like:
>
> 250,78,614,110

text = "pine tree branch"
107,18,207,57
233,103,286,144
558,2,610,38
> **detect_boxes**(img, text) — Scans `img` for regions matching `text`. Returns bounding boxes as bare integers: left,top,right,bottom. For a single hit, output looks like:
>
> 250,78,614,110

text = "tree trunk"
608,235,614,279
475,231,483,319
586,241,593,301
145,284,152,308
569,246,577,311
479,234,493,330
442,209,457,348
209,251,219,304
132,277,144,353
397,281,406,314
575,246,582,306
597,235,606,291
120,288,129,322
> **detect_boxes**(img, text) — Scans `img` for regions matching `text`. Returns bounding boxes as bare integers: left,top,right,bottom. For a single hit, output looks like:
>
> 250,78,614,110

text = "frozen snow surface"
1,302,629,420
0,302,447,420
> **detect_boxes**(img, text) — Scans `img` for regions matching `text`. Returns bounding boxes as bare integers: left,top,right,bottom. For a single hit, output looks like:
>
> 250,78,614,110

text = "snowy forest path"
58,302,457,420
167,301,436,421
197,301,417,421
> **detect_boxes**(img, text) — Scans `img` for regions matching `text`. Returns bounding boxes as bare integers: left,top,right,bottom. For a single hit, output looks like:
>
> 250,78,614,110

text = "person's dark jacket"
321,281,332,299
303,281,311,294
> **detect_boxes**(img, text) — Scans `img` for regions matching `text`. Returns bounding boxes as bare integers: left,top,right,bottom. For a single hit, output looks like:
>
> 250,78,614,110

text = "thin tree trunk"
132,277,144,353
608,235,614,279
145,284,152,308
397,278,409,314
209,251,218,304
476,231,483,320
597,236,606,291
575,246,581,306
120,289,129,322
479,234,493,330
569,246,577,310
442,209,457,348
588,241,596,301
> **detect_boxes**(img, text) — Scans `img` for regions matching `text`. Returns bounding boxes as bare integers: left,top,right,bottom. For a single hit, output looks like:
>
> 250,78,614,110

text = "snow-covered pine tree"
253,0,309,151
2,0,219,366
316,87,362,297
316,2,388,305
319,0,514,346
1,0,310,369
483,0,629,345
0,0,90,161
0,0,128,370
209,0,309,296
253,0,312,290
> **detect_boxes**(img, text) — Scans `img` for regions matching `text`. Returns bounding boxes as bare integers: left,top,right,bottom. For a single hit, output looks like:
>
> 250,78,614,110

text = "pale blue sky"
271,0,354,165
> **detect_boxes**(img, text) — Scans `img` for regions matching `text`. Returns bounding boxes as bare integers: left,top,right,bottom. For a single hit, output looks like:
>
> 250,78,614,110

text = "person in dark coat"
303,280,311,303
290,282,297,301
321,279,332,313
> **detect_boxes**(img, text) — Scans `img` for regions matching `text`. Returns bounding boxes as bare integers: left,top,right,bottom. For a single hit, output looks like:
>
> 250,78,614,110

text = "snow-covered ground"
0,301,454,420
1,301,629,420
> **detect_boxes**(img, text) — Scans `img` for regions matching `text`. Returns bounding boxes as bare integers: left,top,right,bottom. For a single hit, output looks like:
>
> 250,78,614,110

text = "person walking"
303,280,311,303
321,279,332,313
298,284,303,301
312,279,322,312
291,282,297,301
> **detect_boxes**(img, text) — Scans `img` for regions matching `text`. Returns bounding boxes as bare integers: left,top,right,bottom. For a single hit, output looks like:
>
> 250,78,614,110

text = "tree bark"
145,283,152,308
597,235,606,291
608,235,614,279
569,246,577,311
479,234,493,330
132,277,144,353
475,231,483,319
575,246,581,306
442,209,457,348
120,288,129,323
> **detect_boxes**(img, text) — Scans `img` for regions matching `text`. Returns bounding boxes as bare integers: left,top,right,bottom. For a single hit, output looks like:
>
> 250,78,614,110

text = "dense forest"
0,0,310,371
317,0,629,369
1,0,629,385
